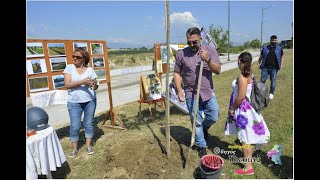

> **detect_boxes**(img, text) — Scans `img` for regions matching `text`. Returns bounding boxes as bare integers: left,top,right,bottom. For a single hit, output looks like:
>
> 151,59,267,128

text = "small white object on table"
26,125,66,179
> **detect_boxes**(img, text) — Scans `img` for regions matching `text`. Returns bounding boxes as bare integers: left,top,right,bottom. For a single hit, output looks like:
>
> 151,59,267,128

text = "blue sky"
27,0,293,48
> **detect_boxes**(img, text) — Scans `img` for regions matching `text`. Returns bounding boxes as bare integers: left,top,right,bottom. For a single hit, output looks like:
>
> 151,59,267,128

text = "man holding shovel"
173,27,221,158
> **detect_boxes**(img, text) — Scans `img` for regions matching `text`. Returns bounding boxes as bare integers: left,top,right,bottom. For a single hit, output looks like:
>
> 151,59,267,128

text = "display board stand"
26,39,126,130
101,82,127,130
138,75,164,121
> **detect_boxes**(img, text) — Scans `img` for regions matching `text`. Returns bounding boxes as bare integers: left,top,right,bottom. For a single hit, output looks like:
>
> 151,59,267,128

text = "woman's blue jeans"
67,99,97,142
186,95,220,148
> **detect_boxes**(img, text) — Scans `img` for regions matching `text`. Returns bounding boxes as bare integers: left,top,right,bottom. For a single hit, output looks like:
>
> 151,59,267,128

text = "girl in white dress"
225,52,270,175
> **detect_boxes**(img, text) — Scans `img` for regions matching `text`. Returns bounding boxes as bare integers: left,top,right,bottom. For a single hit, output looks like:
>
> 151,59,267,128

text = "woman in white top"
63,48,99,158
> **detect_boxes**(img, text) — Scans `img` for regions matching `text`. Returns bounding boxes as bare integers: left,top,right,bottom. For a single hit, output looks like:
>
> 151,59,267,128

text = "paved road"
27,51,260,128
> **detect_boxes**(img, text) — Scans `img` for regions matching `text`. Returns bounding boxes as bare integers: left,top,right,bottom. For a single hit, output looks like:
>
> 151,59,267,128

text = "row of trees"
108,47,153,55
109,24,292,55
207,24,261,54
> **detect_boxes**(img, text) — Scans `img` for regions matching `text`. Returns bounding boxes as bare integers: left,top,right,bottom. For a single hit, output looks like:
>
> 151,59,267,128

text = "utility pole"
291,22,293,40
260,6,271,49
165,0,171,157
227,0,230,61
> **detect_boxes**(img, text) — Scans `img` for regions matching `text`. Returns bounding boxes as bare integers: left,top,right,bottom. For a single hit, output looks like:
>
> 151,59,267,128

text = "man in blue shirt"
258,35,284,100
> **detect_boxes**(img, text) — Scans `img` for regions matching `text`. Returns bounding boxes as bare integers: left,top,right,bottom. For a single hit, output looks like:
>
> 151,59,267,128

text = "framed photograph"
28,76,49,93
26,42,44,58
52,75,65,89
92,57,105,68
73,42,88,51
140,74,162,101
50,57,67,71
156,59,162,73
94,69,106,80
26,59,47,75
160,46,168,63
47,43,66,57
91,43,103,55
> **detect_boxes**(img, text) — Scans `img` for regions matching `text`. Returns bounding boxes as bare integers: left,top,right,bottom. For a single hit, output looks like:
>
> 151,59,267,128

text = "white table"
26,126,66,179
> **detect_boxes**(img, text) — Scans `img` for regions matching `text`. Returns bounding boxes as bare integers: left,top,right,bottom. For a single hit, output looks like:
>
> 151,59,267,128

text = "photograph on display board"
52,75,65,89
92,57,105,68
94,69,106,80
141,74,162,101
161,45,177,64
47,43,66,57
26,42,44,58
29,76,49,93
26,59,47,75
73,42,88,51
160,46,167,63
156,59,162,73
50,57,67,71
91,43,103,55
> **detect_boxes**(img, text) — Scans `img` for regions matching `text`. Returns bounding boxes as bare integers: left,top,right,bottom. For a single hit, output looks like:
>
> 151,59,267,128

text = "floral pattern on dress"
239,99,252,112
224,78,270,144
252,120,265,135
236,114,248,129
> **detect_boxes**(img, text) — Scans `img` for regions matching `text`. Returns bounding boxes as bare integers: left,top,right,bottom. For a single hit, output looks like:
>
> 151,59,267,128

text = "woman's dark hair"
186,27,201,37
74,47,90,66
238,52,252,77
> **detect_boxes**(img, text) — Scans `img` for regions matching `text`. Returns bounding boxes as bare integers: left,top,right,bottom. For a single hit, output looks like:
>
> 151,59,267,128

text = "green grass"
51,49,293,179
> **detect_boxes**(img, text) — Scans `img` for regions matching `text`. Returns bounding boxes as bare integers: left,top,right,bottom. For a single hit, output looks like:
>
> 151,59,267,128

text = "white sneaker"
269,94,274,100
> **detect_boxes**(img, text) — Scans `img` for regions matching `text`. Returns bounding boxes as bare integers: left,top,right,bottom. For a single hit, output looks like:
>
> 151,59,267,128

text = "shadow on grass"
38,161,71,179
116,108,165,130
158,125,292,178
159,126,192,170
253,149,293,178
146,124,167,155
53,113,106,178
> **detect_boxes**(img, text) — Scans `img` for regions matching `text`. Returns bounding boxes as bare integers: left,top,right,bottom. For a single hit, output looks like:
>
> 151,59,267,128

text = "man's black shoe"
203,128,209,140
198,147,207,158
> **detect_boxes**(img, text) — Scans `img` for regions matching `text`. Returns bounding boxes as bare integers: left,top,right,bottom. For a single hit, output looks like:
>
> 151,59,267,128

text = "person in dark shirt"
173,27,221,158
258,35,284,99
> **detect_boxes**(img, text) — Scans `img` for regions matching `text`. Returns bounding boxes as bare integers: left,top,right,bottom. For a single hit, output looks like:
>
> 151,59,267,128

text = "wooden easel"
138,75,164,121
101,82,127,130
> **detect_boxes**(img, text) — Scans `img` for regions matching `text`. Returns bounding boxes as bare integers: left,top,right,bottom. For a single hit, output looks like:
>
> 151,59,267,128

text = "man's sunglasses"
72,55,83,60
187,40,198,45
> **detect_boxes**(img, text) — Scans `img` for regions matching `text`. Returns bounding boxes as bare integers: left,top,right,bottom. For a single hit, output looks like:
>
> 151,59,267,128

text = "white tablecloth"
26,126,66,179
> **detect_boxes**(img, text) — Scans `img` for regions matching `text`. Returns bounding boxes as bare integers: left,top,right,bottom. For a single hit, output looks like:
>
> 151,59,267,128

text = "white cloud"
170,12,199,28
231,32,251,39
145,16,153,21
27,25,35,34
39,24,50,32
27,24,55,37
164,11,200,43
107,37,134,43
